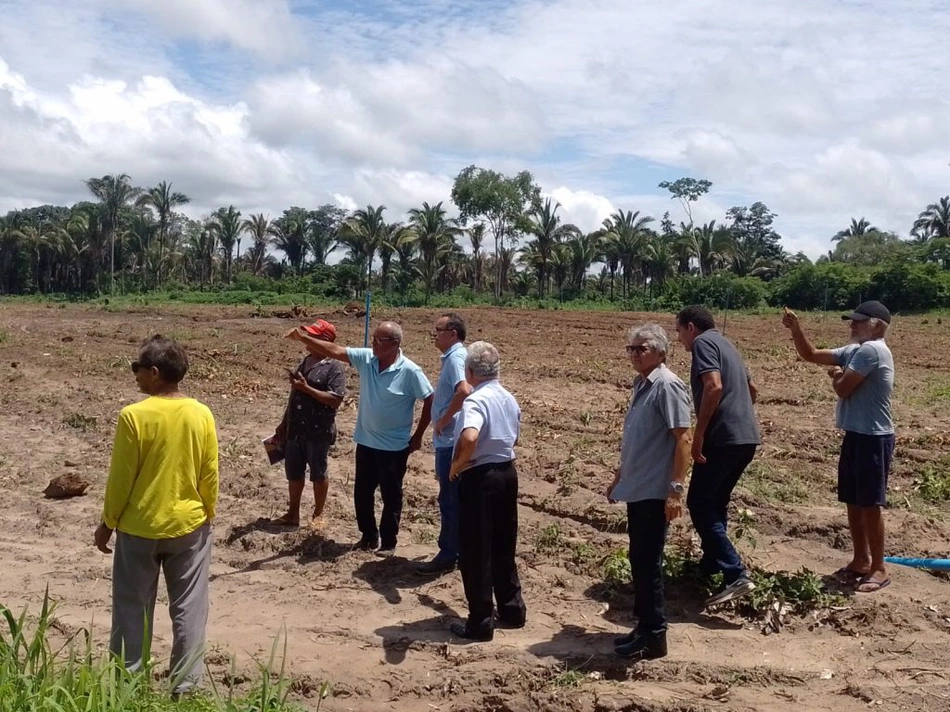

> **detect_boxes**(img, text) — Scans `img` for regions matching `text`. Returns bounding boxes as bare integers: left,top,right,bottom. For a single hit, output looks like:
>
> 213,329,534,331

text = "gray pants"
110,522,212,693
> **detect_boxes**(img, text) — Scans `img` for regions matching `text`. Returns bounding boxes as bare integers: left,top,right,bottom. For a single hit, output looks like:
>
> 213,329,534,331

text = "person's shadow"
373,613,462,665
525,624,639,680
351,556,459,607
212,517,351,579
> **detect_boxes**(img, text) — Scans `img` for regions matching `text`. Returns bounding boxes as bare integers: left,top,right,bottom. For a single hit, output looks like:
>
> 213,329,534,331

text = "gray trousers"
110,522,212,693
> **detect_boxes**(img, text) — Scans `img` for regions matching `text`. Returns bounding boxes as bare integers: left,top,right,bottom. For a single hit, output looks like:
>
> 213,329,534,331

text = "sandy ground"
1,302,949,711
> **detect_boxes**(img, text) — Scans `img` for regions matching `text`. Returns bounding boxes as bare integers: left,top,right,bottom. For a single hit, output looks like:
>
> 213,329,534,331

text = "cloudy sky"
1,0,947,258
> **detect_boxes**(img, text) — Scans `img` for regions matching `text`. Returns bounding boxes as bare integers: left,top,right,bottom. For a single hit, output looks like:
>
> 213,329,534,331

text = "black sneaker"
614,629,637,647
704,576,755,608
614,633,667,660
494,614,526,630
354,537,378,551
449,621,493,642
414,558,456,575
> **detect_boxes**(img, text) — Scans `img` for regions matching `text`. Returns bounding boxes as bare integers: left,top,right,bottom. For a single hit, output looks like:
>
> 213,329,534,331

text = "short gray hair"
626,323,669,358
466,341,500,379
867,317,889,336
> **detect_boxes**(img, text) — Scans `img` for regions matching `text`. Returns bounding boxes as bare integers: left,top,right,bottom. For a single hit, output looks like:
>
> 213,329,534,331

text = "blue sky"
0,0,948,258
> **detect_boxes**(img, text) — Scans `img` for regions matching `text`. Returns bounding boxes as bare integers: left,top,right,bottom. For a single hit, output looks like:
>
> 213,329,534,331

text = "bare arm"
691,370,723,463
449,427,479,480
435,380,473,434
285,327,350,363
781,308,838,366
290,373,343,409
832,368,866,399
409,395,434,452
746,369,758,405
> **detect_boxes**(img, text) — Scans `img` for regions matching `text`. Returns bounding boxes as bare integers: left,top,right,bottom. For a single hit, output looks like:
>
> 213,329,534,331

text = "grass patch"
915,457,950,503
0,592,311,711
742,461,810,504
62,412,99,431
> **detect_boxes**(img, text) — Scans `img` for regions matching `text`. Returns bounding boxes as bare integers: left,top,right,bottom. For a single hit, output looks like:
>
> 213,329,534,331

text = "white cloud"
115,0,301,57
1,0,949,260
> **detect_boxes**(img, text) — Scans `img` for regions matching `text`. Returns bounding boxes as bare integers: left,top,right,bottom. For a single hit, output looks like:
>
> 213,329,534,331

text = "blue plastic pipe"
884,556,950,571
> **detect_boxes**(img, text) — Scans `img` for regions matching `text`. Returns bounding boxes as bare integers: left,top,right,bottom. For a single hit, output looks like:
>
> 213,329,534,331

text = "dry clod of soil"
43,473,91,499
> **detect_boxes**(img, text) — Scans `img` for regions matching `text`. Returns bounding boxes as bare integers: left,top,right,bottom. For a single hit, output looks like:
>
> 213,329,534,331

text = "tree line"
1,168,949,311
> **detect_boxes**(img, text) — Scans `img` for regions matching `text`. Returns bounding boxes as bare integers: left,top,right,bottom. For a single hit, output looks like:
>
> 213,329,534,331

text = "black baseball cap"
841,300,891,324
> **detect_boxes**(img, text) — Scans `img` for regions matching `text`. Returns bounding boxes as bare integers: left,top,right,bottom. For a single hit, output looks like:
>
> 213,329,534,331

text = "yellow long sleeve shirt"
102,396,219,539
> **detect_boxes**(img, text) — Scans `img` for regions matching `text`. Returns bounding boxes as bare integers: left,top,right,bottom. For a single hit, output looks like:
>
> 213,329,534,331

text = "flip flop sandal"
856,576,891,593
832,567,867,583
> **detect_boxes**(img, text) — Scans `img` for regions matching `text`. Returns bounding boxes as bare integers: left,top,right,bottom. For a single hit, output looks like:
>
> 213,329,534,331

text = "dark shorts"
284,438,332,482
837,431,894,507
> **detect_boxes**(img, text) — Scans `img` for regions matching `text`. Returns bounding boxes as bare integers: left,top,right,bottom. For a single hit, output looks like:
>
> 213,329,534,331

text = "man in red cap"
273,319,347,528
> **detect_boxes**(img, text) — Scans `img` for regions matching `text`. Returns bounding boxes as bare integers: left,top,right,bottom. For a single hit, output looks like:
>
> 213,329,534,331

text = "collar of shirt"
441,341,465,363
372,350,406,374
633,363,668,393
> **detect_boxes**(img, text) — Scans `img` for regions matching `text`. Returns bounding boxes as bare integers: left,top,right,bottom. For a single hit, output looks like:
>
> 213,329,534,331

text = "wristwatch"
670,482,685,495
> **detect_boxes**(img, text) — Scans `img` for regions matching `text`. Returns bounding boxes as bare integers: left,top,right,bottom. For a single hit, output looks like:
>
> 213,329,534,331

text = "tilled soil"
1,302,949,711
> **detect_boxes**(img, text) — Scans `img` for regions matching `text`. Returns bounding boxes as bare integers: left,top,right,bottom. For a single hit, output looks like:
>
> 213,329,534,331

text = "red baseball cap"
302,319,337,341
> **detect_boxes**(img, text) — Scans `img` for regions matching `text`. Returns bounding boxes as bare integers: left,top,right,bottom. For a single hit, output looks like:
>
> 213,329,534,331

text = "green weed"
916,458,950,503
536,524,564,553
62,413,98,431
0,591,306,711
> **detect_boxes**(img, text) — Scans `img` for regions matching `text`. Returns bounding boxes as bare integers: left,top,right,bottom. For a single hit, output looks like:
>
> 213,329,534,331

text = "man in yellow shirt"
94,335,219,696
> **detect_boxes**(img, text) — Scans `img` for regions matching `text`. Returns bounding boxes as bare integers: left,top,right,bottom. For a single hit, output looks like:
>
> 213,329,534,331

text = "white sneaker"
704,577,755,608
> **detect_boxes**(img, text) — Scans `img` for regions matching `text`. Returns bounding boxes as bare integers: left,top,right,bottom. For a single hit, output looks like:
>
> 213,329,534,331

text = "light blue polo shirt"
831,339,894,435
432,342,468,449
346,348,434,451
454,379,520,468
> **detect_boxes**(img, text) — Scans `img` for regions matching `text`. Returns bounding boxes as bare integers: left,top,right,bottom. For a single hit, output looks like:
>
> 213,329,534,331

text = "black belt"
459,460,515,478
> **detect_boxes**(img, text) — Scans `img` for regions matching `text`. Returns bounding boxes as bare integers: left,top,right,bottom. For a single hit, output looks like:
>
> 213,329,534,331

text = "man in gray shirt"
675,305,760,607
783,301,895,593
607,324,691,661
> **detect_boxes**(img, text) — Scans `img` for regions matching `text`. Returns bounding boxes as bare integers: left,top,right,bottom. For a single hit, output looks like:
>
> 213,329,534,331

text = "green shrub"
674,274,766,310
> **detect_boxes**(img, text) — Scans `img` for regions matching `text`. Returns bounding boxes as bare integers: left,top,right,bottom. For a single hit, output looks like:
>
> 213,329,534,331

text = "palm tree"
379,221,413,295
339,205,388,296
241,214,274,276
209,205,242,283
467,223,487,293
525,199,577,299
912,197,950,242
601,210,654,297
566,231,601,294
408,201,461,304
833,217,878,242
85,174,142,294
270,214,309,275
136,181,189,286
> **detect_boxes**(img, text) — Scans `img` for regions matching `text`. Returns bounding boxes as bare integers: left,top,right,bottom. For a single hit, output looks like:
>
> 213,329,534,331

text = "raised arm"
285,326,350,363
781,307,838,366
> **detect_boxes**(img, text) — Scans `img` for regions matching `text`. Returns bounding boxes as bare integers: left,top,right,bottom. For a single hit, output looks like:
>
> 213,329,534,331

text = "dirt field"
1,302,949,711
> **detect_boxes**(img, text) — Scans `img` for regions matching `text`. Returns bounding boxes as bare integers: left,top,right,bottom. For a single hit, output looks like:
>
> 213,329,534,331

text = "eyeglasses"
372,336,399,345
625,344,651,355
433,327,455,335
131,361,152,373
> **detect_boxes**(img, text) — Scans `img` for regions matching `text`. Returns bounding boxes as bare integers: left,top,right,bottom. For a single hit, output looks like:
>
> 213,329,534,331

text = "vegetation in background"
3,168,949,311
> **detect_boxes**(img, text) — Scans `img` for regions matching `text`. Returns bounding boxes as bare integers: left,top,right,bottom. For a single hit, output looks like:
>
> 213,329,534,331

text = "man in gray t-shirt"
675,305,760,608
783,301,895,595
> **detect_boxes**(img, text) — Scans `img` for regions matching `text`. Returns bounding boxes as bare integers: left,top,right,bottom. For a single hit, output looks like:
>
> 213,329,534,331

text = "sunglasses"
131,361,154,373
625,344,651,355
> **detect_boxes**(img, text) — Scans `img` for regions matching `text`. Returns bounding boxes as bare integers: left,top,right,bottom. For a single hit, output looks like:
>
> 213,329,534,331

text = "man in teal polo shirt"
287,321,433,555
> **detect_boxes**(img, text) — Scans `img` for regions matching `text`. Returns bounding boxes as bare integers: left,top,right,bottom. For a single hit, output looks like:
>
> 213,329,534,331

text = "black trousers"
627,499,669,638
354,444,410,548
458,461,526,637
687,443,756,584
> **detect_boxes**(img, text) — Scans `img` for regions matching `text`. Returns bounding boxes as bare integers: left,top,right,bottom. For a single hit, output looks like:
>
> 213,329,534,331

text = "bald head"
376,321,403,343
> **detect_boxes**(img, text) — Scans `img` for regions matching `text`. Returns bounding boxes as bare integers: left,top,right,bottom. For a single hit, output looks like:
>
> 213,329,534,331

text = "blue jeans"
687,444,756,585
435,446,459,563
